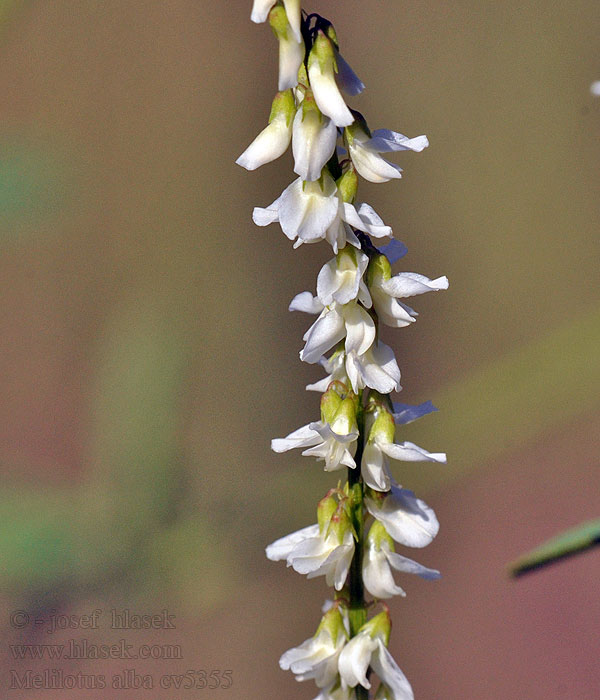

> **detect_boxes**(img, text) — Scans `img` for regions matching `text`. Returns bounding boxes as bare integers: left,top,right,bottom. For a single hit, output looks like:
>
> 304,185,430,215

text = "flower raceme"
241,6,447,699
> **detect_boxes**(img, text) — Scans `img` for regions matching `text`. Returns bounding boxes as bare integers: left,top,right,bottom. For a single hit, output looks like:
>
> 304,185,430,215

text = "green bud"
315,606,346,643
359,610,391,645
367,520,395,551
317,494,338,534
268,89,297,127
330,396,358,437
336,165,358,203
367,253,392,288
321,386,343,424
328,505,353,544
367,408,395,446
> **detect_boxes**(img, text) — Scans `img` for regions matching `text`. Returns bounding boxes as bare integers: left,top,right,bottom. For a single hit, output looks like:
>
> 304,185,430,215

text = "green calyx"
367,253,392,288
300,89,324,123
336,166,358,203
336,245,358,270
359,610,391,645
344,114,371,146
367,408,395,446
321,385,343,423
318,494,338,534
367,520,394,551
269,5,291,41
308,30,336,76
315,606,347,644
268,89,296,126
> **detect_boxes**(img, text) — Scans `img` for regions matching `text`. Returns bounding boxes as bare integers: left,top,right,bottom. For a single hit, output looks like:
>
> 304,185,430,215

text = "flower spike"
240,4,448,698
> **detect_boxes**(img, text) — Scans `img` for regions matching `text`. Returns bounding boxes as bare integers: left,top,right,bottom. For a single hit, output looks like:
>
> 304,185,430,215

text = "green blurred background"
0,0,599,697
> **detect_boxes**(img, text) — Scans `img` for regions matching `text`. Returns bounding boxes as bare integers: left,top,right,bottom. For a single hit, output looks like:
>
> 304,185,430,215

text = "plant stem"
347,397,369,700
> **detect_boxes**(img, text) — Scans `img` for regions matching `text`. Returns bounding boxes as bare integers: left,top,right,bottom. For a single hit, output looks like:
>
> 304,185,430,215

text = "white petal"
366,485,439,548
308,62,354,127
343,303,375,356
316,259,341,306
361,441,391,491
279,36,305,91
368,130,429,153
349,141,403,184
250,0,276,23
332,541,355,590
371,641,414,700
381,273,449,298
343,202,392,238
386,550,441,580
362,545,406,599
338,633,377,689
380,440,447,464
271,423,321,453
290,291,324,314
306,376,332,392
335,50,365,96
293,108,338,181
360,342,401,394
265,523,319,561
301,308,346,364
371,287,416,328
281,177,339,243
236,117,292,170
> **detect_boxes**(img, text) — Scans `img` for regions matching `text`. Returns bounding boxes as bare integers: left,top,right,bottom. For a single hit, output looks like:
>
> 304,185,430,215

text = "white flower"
308,31,354,127
266,519,355,590
271,394,359,471
369,254,448,329
253,171,392,253
236,90,295,171
292,94,338,181
251,0,302,43
305,341,401,396
591,81,600,97
317,248,371,307
346,124,429,184
365,481,439,548
362,521,440,599
253,174,339,247
345,341,401,395
361,408,446,491
338,613,414,700
280,607,348,687
300,300,376,365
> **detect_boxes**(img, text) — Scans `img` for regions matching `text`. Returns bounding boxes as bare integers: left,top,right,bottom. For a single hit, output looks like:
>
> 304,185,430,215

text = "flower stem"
347,397,369,700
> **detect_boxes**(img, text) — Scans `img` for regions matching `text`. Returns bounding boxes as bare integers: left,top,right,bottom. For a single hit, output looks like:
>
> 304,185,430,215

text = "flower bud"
336,165,358,203
318,493,338,534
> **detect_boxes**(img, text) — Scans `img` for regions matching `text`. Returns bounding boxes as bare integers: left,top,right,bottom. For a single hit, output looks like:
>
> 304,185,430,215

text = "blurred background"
0,0,599,697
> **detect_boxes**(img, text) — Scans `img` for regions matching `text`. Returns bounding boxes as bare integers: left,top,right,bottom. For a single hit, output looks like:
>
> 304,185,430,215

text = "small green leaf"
510,518,600,577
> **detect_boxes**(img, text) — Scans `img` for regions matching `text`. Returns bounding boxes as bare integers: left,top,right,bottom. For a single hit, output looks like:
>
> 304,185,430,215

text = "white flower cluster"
240,4,447,699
